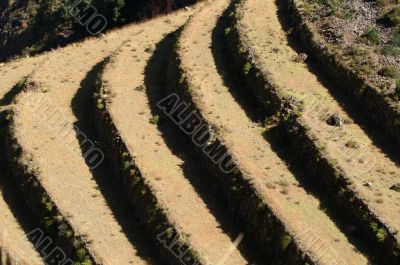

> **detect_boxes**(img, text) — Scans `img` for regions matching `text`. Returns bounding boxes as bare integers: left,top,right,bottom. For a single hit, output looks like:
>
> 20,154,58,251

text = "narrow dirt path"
7,11,197,265
239,0,400,244
175,0,370,264
99,12,250,265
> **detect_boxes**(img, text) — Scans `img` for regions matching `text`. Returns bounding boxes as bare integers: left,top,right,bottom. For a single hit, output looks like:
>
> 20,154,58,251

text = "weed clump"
382,45,400,56
42,216,54,231
318,0,345,15
243,62,252,75
58,223,73,238
4,111,12,122
75,248,92,265
149,115,159,124
361,27,380,45
122,160,134,171
378,66,400,78
376,228,387,242
343,9,356,19
344,45,377,75
280,234,292,251
76,248,87,261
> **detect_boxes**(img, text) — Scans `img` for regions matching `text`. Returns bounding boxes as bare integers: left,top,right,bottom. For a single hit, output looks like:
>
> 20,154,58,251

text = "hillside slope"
0,0,197,61
1,0,399,264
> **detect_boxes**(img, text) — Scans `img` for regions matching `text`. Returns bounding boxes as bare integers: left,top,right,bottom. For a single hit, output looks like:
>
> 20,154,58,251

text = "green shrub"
122,160,133,171
344,45,377,74
318,0,345,14
16,78,27,89
149,115,159,124
243,62,252,75
396,79,400,95
42,216,54,230
91,0,125,23
58,223,73,238
281,234,292,251
179,73,186,84
338,187,347,197
80,259,93,265
165,227,174,239
4,113,12,122
376,228,387,242
344,9,356,19
382,6,400,26
257,200,266,211
224,27,231,36
361,27,380,45
97,103,104,109
76,248,87,261
382,45,400,56
370,222,379,232
132,174,141,185
378,66,400,78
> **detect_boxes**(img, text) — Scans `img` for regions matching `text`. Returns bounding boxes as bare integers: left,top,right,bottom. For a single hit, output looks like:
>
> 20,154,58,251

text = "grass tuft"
361,27,380,45
378,66,400,79
149,115,160,124
376,228,387,242
243,62,252,75
280,234,292,251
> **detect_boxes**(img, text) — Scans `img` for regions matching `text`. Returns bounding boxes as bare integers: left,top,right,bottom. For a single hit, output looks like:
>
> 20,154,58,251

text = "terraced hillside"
1,0,399,264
